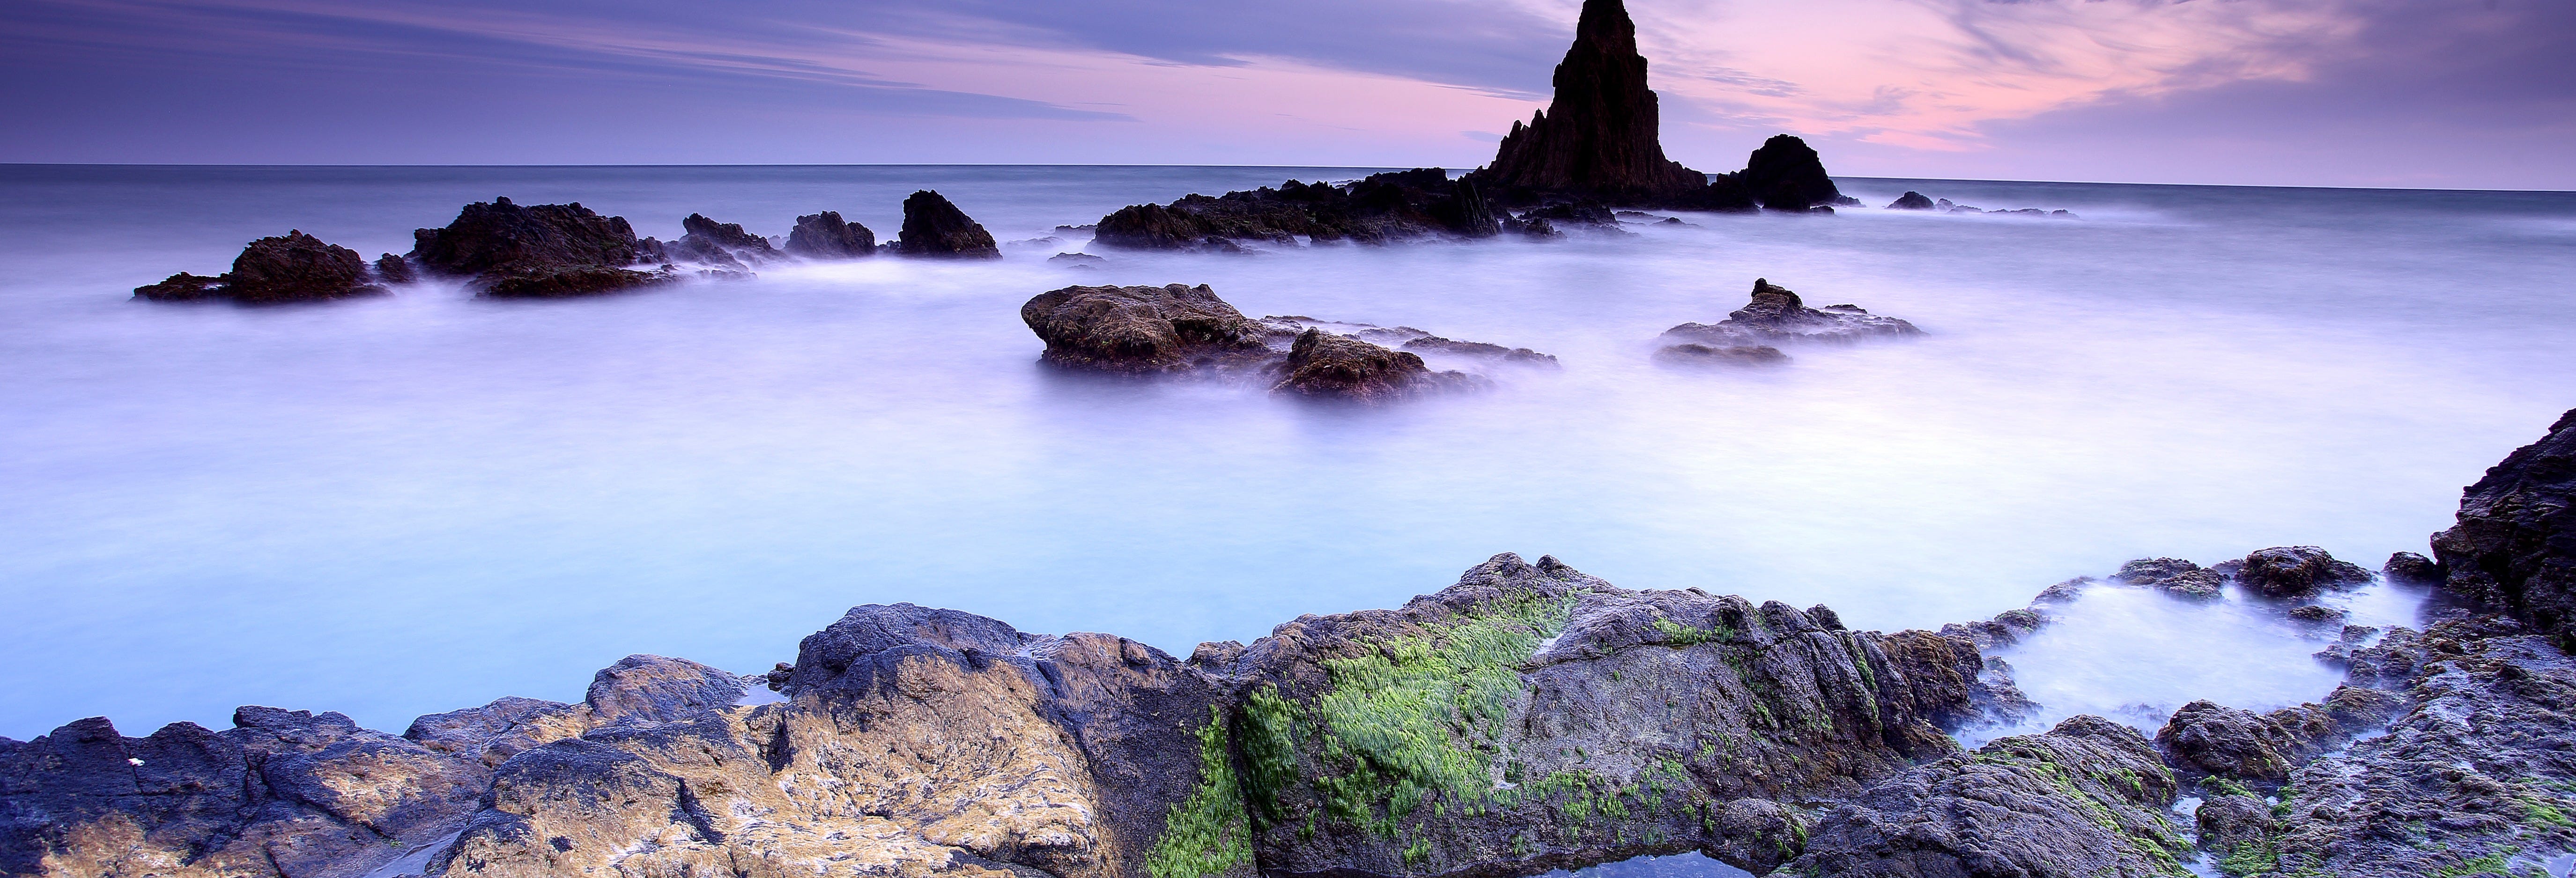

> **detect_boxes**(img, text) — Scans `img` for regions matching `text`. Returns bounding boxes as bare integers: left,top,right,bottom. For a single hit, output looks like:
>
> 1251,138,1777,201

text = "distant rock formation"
407,198,676,298
1887,191,1936,210
892,190,1000,258
1660,279,1922,347
133,230,387,304
2434,406,2576,651
1465,0,1708,205
784,211,876,258
1654,342,1789,367
668,213,779,268
1738,134,1845,212
1094,169,1500,251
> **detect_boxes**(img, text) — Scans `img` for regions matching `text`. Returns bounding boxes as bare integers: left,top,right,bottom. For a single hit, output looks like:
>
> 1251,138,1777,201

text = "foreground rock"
407,198,675,297
1096,169,1501,251
2433,406,2576,651
785,211,877,258
1660,279,1922,347
2235,545,2372,599
133,231,387,304
1021,283,1271,373
1272,328,1484,402
892,190,1000,258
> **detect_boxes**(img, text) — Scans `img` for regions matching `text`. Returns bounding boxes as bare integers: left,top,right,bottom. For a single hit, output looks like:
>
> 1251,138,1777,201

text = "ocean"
3,164,2572,746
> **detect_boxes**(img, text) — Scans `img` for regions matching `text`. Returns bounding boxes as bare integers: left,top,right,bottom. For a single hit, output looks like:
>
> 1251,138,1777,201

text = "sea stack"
1467,0,1708,205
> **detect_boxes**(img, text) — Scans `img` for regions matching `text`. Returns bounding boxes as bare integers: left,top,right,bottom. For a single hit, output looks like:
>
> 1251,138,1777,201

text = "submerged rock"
408,197,672,297
131,271,226,302
892,190,1000,258
1400,335,1559,365
2431,406,2576,650
1886,191,1935,210
133,231,385,304
1660,278,1922,347
1271,328,1482,402
784,210,877,258
2235,546,2372,599
1653,343,1790,367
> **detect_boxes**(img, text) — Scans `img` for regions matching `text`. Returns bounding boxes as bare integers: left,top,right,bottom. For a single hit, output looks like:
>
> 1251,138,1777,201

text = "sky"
2,0,2569,188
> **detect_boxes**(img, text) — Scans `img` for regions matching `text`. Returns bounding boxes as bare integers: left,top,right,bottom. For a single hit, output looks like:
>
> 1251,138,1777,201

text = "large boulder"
667,213,778,267
784,210,876,258
892,190,1000,258
2235,546,2372,599
1020,283,1269,373
132,231,384,304
1737,134,1843,212
2431,407,2576,650
1269,328,1480,402
1660,279,1921,347
407,198,673,297
1463,0,1709,205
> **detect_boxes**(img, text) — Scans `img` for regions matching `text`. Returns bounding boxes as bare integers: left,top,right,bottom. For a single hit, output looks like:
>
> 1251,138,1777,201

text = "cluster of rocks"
1885,190,2078,219
1095,169,1504,251
1019,283,1552,402
9,406,2576,878
135,191,1004,303
1655,279,1922,368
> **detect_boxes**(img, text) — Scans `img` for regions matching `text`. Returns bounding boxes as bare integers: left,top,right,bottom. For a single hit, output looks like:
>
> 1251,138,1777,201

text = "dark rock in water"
2194,793,2274,860
408,198,670,297
2288,605,2348,624
1400,335,1559,365
1660,278,1922,347
1786,716,2188,878
1258,316,1555,369
481,266,676,299
2115,556,2226,600
1095,170,1498,251
374,252,415,283
2432,407,2576,651
1738,135,1843,212
132,271,225,301
2384,550,2443,584
1047,252,1103,265
1521,200,1621,229
2156,700,2320,785
1271,328,1483,402
1464,0,1708,205
892,190,1000,258
1886,191,1935,210
785,211,876,258
1654,343,1789,367
672,213,779,266
2236,546,2372,599
1019,283,1268,373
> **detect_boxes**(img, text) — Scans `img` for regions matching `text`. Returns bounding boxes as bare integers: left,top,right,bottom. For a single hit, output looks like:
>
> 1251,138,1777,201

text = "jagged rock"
2384,551,2443,585
132,272,225,301
1784,716,2190,878
1020,283,1269,373
1660,279,1921,347
2031,576,2094,605
1095,170,1498,251
1654,343,1791,367
1737,135,1843,212
2193,793,2273,858
408,198,670,297
375,253,415,283
2155,700,2315,785
892,190,1000,258
785,211,877,258
2113,557,2225,600
2287,605,2348,624
1465,0,1708,205
1270,328,1483,402
1521,201,1621,229
2235,546,2372,599
2432,407,2576,651
1401,335,1559,365
1886,192,1935,210
670,213,779,266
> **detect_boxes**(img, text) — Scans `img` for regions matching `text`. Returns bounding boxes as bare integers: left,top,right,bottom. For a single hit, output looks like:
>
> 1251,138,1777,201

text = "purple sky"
4,0,2569,188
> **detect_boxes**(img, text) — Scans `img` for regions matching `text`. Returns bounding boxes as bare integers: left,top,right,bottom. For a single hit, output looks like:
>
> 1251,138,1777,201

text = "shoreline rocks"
1272,328,1485,401
133,230,389,304
785,211,876,258
2432,406,2576,651
407,197,676,298
893,190,1000,258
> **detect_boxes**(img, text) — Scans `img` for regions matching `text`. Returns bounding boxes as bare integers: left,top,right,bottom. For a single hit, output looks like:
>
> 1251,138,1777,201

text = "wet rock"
583,655,746,726
1649,342,1793,365
671,213,779,266
2193,793,2273,857
2155,700,2314,785
2288,604,2349,624
408,198,669,297
481,266,676,299
1096,171,1499,251
132,272,225,301
2431,407,2576,651
1785,716,2190,878
1738,135,1843,212
1462,0,1709,205
1886,191,1935,210
1271,328,1483,402
1048,252,1104,265
892,190,1001,258
2236,546,2372,599
785,211,876,258
1399,335,1559,365
2114,557,2225,600
2384,551,2443,585
1660,278,1922,347
374,253,416,283
1020,283,1269,374
2032,575,2095,605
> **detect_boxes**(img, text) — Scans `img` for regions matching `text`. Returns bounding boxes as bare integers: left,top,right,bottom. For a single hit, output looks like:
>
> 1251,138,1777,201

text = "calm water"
3,165,2572,742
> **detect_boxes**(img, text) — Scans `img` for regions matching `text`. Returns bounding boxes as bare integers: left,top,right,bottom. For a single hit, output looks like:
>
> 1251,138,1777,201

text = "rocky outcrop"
1095,170,1500,251
1652,344,1788,367
1886,192,1934,210
133,231,385,304
1271,329,1483,402
785,211,877,258
1256,317,1556,366
1465,0,1708,206
2432,407,2576,651
2235,546,2372,599
407,198,675,298
1735,135,1843,212
893,191,1000,258
1659,279,1921,347
1020,284,1271,373
2384,551,2443,584
375,253,416,284
1784,715,2191,878
2113,557,2226,600
669,213,779,268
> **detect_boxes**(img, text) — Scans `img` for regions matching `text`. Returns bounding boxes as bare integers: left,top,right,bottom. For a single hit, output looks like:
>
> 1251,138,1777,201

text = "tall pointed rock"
1470,0,1708,203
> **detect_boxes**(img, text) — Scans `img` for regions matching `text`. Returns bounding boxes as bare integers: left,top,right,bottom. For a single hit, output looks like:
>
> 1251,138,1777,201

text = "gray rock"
1020,283,1271,374
2115,557,2226,600
2236,546,2373,599
1654,343,1789,367
1271,328,1484,402
583,655,746,725
1659,279,1921,347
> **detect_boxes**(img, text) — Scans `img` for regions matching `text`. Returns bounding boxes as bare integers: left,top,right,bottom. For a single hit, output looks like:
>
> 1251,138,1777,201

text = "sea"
4,164,2572,761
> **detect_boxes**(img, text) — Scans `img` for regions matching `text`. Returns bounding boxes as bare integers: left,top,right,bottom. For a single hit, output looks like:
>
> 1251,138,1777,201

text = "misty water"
3,165,2573,745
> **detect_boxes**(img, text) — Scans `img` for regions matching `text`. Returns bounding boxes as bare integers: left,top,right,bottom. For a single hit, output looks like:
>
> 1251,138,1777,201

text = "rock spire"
1470,0,1708,203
